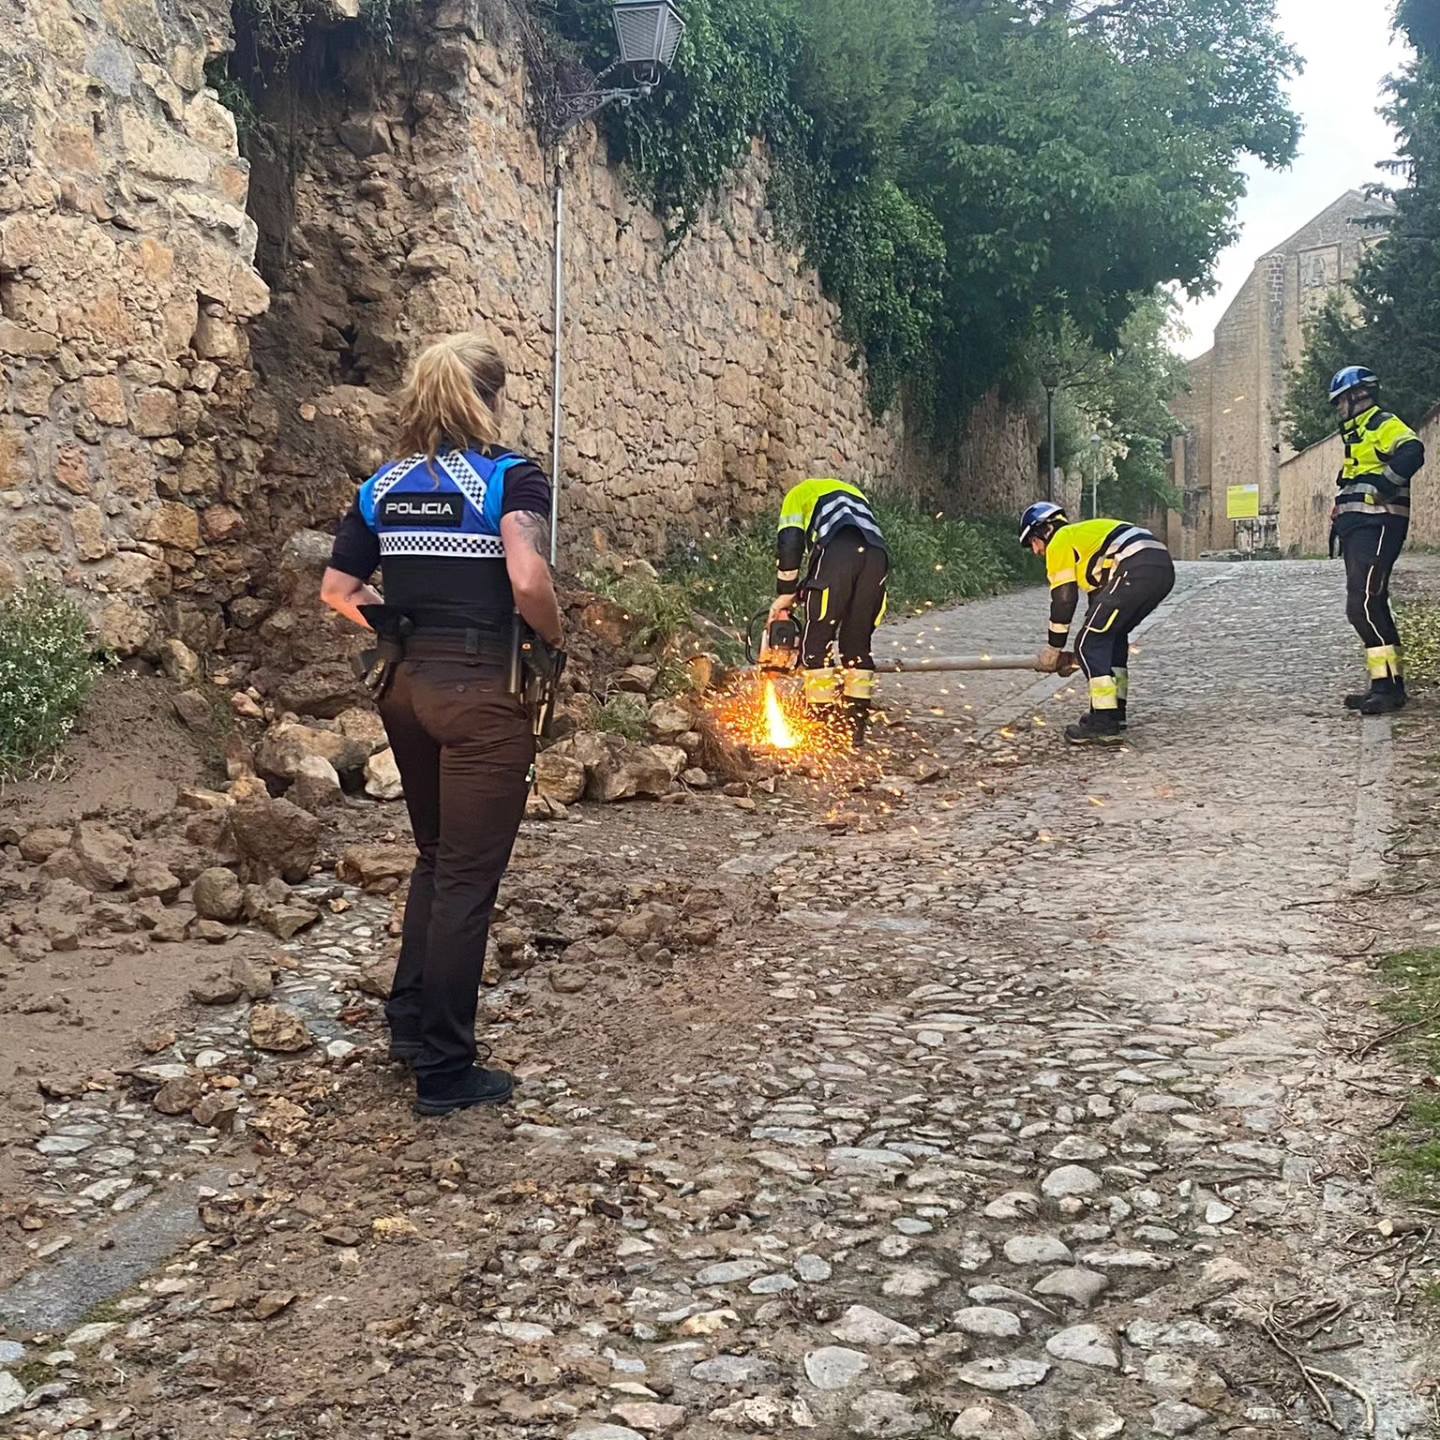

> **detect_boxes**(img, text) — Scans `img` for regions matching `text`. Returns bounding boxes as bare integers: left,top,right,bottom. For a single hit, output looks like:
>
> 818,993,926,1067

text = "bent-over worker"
320,333,563,1116
768,477,889,743
1019,502,1174,746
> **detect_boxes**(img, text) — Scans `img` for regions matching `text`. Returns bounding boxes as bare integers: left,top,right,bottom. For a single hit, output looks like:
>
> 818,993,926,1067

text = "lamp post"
544,1,685,564
1088,433,1103,518
1040,369,1059,504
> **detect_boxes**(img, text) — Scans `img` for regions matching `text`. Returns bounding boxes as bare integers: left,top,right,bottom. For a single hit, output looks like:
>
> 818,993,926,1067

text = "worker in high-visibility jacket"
1328,366,1426,714
768,477,889,743
1019,502,1175,746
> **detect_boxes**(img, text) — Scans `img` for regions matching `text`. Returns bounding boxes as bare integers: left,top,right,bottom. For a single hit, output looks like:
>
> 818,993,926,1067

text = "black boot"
844,697,871,746
1065,709,1123,746
415,1066,516,1116
1358,679,1407,715
1344,688,1372,710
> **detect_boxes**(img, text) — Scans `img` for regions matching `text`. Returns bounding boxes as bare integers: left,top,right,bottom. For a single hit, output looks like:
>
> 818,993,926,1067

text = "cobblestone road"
4,561,1434,1440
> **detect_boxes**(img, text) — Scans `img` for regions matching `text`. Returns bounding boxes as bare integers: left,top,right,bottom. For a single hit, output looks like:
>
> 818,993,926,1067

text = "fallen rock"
245,884,321,941
193,1091,240,1132
19,826,70,863
337,844,411,892
70,821,133,890
191,973,244,1005
159,638,201,684
336,706,388,753
253,1290,298,1321
173,689,214,731
364,747,403,800
355,958,394,998
277,661,361,718
248,1004,312,1053
535,750,586,805
231,954,274,1000
152,1074,204,1115
609,1404,687,1435
129,859,181,902
647,699,692,741
291,755,344,811
229,796,320,883
257,721,370,782
193,867,244,922
151,905,194,943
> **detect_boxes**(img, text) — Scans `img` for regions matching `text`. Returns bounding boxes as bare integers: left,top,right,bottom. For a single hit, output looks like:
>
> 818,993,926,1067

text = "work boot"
1065,709,1123,746
844,697,871,746
1358,679,1407,715
415,1066,516,1116
1343,688,1372,710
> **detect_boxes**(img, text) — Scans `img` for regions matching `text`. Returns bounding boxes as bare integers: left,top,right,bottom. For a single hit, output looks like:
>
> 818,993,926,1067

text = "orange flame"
762,678,800,749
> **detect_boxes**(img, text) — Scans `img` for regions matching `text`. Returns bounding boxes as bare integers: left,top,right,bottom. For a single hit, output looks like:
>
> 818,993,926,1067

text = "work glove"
1035,645,1064,674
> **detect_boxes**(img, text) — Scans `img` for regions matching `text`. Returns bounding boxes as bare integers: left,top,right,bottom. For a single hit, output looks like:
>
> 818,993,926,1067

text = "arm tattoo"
510,511,550,560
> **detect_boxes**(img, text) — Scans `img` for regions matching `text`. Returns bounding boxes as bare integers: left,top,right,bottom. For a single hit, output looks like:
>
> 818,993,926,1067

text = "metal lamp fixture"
546,0,685,563
612,0,685,70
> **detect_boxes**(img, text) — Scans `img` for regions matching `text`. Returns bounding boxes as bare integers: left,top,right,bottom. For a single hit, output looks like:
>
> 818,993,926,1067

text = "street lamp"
1088,433,1103,518
1040,367,1060,504
544,1,685,564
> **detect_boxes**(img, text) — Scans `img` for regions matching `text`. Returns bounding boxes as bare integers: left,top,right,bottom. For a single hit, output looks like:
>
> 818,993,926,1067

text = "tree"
1284,5,1440,437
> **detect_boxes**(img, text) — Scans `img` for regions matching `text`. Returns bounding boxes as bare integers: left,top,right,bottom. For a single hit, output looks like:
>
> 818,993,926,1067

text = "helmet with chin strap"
1329,365,1379,406
1019,501,1068,548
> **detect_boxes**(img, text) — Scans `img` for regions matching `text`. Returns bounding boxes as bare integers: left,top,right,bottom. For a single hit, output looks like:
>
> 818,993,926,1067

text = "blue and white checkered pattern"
359,448,523,561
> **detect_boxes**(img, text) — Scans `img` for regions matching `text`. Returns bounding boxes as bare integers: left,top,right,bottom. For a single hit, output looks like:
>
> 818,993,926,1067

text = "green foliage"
550,0,1298,432
581,566,698,649
1397,600,1440,685
1279,294,1369,451
1287,7,1440,442
593,692,649,740
669,497,1041,631
0,582,101,779
1377,946,1440,1209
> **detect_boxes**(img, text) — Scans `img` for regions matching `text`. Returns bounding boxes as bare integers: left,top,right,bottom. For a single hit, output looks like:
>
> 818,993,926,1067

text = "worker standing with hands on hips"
1019,502,1174,746
319,334,564,1116
768,477,889,744
1328,366,1425,714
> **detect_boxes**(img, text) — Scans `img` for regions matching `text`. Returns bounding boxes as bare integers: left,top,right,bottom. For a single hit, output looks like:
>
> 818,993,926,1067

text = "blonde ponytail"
395,334,507,458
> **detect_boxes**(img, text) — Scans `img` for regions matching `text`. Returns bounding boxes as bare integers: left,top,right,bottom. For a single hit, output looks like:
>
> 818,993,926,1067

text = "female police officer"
320,334,563,1115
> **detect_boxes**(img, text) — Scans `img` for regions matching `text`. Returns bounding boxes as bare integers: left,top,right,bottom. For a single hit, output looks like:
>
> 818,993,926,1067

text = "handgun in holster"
508,613,567,741
355,604,414,701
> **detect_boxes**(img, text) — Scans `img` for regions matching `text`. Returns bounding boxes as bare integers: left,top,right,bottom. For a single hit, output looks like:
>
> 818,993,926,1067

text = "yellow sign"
1226,484,1261,520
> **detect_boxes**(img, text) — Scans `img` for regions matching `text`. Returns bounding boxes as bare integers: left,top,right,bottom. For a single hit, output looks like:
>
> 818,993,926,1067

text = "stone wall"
1278,401,1440,555
0,0,1037,659
0,0,271,653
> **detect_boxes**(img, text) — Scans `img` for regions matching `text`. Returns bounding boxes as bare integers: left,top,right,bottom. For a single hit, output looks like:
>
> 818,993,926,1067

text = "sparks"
762,678,801,749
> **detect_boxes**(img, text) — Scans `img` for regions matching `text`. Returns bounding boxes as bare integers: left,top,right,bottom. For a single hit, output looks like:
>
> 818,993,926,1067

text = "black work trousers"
800,529,889,670
377,655,533,1082
1076,557,1176,685
1340,515,1407,650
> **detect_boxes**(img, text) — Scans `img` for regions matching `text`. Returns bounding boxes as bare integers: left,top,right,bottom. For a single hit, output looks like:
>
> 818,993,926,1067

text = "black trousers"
1076,557,1176,689
1340,516,1407,650
800,529,889,669
377,655,533,1082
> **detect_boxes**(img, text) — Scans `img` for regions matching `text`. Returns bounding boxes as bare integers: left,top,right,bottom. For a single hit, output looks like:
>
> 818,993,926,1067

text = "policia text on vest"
320,333,564,1118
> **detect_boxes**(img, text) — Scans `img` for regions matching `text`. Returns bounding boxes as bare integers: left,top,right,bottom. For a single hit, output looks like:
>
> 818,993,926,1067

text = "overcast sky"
1175,0,1411,359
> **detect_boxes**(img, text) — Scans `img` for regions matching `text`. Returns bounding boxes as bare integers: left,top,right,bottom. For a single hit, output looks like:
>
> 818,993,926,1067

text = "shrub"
0,583,101,778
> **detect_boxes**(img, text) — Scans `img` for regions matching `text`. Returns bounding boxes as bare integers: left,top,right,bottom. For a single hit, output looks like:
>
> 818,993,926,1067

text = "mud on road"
2,560,1439,1440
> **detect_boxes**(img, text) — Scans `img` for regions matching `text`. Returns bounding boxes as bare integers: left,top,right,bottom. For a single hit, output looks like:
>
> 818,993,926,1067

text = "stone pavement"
3,561,1435,1440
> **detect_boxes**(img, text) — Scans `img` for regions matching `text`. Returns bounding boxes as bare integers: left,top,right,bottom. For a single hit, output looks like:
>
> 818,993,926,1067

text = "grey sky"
1176,0,1410,359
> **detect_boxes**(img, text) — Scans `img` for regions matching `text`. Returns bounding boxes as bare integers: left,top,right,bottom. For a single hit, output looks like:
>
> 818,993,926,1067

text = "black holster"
508,613,567,740
355,604,415,701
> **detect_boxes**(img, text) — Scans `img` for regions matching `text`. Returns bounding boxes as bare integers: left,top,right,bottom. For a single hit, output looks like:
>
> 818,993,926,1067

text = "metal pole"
1090,453,1098,518
549,156,565,567
1045,386,1056,503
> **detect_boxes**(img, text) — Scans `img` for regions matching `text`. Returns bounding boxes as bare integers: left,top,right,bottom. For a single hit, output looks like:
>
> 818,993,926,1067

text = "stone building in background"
1166,190,1391,558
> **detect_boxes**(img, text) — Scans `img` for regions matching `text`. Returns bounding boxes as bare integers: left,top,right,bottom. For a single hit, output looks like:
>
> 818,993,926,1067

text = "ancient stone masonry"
0,0,272,655
1,0,1038,660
